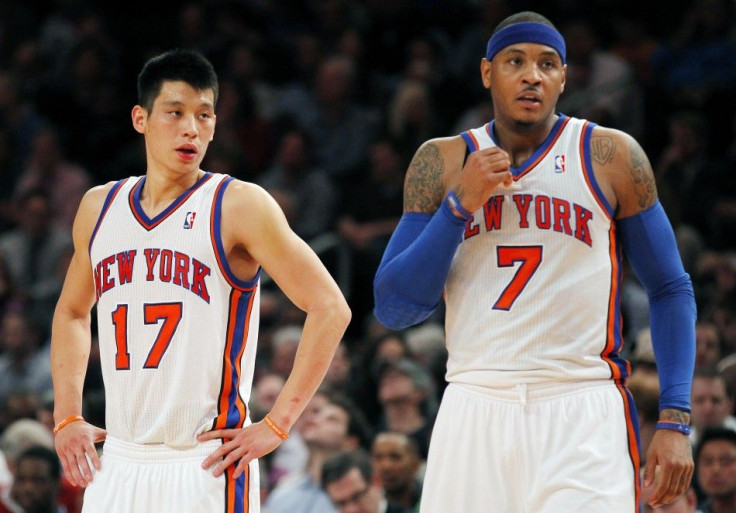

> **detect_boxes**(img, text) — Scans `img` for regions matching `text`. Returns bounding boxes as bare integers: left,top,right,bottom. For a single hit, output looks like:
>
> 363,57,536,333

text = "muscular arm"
373,139,466,329
593,127,695,506
225,181,351,430
51,184,111,486
373,137,512,329
200,180,350,478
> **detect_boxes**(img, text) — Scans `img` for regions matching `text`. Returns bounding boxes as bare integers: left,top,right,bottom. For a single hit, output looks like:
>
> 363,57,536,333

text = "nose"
522,63,542,84
181,114,198,138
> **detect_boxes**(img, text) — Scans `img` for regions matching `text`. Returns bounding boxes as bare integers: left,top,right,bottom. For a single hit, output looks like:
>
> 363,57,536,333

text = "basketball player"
373,12,695,512
50,49,350,512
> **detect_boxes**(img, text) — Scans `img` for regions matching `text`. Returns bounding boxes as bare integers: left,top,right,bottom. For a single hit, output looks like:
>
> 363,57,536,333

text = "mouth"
176,144,198,160
516,92,542,108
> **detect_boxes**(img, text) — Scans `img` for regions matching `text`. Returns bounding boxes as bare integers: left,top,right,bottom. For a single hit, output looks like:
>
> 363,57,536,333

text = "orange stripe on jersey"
602,225,621,379
467,130,480,151
214,289,255,431
224,465,250,512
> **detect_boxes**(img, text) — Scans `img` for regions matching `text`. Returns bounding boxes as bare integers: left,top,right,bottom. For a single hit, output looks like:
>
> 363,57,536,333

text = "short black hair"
322,449,373,488
15,445,61,481
492,11,559,36
696,427,736,462
137,48,219,113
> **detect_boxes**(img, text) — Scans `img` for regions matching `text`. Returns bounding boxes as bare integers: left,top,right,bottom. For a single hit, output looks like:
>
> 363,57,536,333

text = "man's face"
695,324,721,367
371,434,419,494
301,403,350,450
482,42,566,130
326,467,381,513
697,439,736,497
378,372,421,412
133,80,216,176
10,458,58,513
691,377,733,429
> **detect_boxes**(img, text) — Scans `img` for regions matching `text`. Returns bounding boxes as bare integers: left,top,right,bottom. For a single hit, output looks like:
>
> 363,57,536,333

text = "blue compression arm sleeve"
618,201,696,412
373,199,466,329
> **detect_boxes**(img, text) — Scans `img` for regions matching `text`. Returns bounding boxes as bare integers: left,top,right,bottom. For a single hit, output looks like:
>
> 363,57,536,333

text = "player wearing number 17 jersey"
374,11,696,513
51,49,350,513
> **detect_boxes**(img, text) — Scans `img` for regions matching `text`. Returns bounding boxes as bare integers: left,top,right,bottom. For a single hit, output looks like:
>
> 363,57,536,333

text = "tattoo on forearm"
591,136,616,165
404,143,445,213
628,140,657,209
660,409,691,425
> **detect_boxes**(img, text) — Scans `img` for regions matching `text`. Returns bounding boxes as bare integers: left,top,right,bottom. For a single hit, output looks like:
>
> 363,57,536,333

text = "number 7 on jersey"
492,246,543,311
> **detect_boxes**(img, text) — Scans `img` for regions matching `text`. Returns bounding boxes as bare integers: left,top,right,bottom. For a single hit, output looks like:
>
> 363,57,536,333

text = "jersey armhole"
580,122,615,220
210,176,261,291
88,178,128,256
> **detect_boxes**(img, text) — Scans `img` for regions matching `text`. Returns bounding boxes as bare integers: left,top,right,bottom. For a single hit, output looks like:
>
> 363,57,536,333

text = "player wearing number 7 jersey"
374,11,696,513
50,49,350,513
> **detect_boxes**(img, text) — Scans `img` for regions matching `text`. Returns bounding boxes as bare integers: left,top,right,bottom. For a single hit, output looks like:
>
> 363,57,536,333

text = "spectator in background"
272,55,379,183
259,128,338,241
322,448,410,513
370,432,422,512
690,368,736,447
696,322,723,369
265,391,372,513
695,428,736,513
7,445,67,513
0,189,72,328
0,310,52,410
269,325,303,379
14,126,91,231
640,483,700,513
376,359,435,459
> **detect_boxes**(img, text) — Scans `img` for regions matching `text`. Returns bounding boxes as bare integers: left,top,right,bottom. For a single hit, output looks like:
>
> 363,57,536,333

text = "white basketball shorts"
420,381,640,513
82,436,260,513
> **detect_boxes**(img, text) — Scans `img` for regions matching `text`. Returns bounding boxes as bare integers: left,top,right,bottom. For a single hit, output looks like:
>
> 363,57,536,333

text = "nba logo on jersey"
554,154,566,173
183,211,196,229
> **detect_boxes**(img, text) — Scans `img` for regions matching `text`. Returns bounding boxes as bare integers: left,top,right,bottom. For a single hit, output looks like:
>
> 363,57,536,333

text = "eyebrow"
161,100,214,109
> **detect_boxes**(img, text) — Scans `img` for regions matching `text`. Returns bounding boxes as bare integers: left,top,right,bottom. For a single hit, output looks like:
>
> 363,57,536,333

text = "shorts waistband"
450,379,618,404
101,436,222,463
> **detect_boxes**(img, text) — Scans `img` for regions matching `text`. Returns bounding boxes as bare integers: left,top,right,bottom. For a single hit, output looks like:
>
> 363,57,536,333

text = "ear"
481,58,492,90
560,64,567,94
131,105,147,135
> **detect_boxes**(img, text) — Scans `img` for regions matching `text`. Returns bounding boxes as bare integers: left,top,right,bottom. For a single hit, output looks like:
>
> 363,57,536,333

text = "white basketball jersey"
446,115,629,387
89,172,260,447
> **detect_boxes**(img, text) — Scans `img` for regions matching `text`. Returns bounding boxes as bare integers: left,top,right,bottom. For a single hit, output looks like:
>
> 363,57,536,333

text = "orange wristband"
53,415,85,435
264,414,289,440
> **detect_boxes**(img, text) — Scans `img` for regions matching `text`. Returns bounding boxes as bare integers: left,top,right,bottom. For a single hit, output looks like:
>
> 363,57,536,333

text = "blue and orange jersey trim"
210,176,262,291
213,287,255,432
615,382,642,511
128,172,213,231
580,122,614,219
89,178,128,256
474,113,570,180
224,465,249,513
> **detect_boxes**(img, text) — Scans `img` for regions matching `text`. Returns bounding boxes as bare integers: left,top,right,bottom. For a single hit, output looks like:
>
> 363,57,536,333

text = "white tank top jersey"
89,172,260,447
446,114,629,388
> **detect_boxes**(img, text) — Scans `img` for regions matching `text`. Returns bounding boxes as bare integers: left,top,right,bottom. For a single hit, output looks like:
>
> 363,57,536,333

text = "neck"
385,482,417,507
492,114,558,167
305,447,330,483
140,168,203,212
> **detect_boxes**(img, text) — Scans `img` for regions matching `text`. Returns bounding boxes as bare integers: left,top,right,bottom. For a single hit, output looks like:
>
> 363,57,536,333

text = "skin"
401,41,692,507
325,467,382,513
10,458,59,513
371,433,420,501
51,80,350,487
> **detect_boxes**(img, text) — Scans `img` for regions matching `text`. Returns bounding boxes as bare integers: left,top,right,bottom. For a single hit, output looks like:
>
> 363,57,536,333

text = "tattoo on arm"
659,409,691,425
628,139,657,209
404,143,445,213
591,136,616,166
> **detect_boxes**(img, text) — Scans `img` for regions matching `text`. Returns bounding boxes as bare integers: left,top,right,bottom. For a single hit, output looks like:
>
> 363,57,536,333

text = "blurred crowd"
0,0,734,512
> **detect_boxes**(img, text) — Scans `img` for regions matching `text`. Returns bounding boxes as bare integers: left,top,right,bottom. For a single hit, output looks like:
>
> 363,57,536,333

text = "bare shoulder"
74,182,118,234
220,179,279,221
403,136,466,214
590,126,657,218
